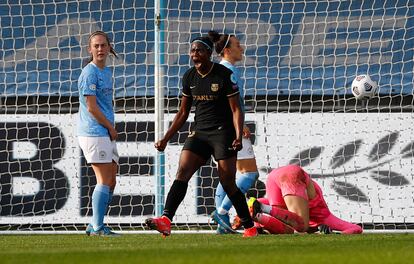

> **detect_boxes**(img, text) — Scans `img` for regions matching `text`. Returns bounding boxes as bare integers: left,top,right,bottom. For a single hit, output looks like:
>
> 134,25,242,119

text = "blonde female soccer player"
78,31,119,236
245,165,363,235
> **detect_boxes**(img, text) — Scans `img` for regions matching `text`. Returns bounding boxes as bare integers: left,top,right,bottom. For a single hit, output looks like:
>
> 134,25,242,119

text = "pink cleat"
145,216,171,237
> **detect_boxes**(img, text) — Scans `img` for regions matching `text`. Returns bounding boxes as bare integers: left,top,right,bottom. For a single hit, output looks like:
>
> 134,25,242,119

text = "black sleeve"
181,69,192,97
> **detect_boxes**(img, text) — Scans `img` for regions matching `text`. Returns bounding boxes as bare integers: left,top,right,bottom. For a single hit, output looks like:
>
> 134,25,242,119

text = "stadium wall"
1,113,413,228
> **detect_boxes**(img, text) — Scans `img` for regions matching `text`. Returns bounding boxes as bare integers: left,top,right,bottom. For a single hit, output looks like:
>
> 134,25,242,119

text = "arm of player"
228,94,244,151
154,95,192,152
85,95,118,141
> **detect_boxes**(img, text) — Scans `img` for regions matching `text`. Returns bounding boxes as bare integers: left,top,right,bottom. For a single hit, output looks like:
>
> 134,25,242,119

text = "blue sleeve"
225,71,239,97
80,69,98,96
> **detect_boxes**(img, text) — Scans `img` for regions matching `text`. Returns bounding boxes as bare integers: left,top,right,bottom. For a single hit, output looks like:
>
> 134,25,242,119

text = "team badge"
211,83,219,92
89,84,96,91
99,150,107,160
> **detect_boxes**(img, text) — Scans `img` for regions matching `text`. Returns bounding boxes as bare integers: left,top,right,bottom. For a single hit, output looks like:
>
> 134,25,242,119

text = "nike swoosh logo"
190,86,196,89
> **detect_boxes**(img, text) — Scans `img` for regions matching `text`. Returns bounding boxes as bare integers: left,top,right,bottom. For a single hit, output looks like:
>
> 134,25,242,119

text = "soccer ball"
351,74,378,100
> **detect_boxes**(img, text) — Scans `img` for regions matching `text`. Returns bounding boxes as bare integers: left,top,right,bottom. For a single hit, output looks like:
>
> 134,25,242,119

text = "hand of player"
154,138,168,152
242,125,251,138
108,127,118,141
232,138,243,151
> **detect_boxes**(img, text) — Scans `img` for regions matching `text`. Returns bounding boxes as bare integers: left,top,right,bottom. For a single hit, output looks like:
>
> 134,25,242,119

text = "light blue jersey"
77,63,114,137
220,59,245,114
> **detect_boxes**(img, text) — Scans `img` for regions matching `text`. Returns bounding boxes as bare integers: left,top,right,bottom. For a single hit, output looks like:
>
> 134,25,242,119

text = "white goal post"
0,0,413,233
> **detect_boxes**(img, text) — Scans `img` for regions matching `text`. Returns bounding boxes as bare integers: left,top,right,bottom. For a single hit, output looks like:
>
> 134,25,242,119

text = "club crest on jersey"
211,83,219,92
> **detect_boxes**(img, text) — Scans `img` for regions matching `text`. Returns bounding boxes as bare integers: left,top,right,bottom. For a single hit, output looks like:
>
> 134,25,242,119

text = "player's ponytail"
208,30,233,56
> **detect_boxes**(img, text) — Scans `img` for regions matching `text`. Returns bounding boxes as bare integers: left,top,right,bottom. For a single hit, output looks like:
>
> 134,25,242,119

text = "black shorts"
182,127,237,161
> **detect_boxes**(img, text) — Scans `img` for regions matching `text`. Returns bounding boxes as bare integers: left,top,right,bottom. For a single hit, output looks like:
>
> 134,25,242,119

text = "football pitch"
1,233,413,264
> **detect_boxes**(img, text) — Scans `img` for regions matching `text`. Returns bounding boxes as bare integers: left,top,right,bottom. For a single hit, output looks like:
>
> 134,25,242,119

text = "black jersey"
182,63,240,130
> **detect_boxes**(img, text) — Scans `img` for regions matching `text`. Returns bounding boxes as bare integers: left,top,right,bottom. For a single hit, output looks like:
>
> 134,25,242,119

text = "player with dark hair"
207,31,259,234
242,165,363,235
145,33,258,237
78,31,119,236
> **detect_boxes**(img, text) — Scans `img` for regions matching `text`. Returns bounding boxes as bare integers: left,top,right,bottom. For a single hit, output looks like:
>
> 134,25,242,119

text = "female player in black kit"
145,34,257,237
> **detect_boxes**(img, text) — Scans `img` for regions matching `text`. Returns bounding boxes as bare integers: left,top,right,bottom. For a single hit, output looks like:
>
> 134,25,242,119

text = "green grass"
1,233,413,264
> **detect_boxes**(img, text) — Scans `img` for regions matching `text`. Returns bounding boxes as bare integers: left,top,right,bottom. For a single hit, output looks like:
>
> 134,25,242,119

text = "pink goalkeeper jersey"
265,165,331,227
264,165,362,234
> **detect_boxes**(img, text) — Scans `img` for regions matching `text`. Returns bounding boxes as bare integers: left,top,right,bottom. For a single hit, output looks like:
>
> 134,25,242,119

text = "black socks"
162,180,188,220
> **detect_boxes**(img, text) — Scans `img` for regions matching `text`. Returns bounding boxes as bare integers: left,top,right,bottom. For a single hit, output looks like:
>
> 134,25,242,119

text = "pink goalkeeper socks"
256,213,294,234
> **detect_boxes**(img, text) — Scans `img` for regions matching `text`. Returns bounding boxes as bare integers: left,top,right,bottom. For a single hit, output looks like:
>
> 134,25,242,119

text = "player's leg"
218,138,259,213
305,177,362,234
163,150,207,220
252,166,307,232
80,136,119,236
213,139,258,233
245,195,296,234
322,214,363,234
212,182,236,234
215,182,226,213
90,162,116,231
217,157,256,237
210,127,257,237
282,195,309,232
146,134,210,236
217,160,258,212
107,141,119,210
146,150,207,236
214,169,258,233
279,165,311,231
254,213,295,234
249,197,306,232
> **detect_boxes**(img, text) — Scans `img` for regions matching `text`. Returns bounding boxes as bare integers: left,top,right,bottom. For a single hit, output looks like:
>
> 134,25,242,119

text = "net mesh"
0,0,413,232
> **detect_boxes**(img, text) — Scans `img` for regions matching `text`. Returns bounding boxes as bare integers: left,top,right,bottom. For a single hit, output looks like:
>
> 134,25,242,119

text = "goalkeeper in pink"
248,165,362,234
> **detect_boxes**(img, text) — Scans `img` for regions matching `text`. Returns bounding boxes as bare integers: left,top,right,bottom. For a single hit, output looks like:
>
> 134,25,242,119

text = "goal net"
1,0,413,233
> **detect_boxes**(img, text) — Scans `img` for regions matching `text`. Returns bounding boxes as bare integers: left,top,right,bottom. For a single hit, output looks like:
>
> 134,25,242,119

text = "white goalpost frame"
0,0,413,234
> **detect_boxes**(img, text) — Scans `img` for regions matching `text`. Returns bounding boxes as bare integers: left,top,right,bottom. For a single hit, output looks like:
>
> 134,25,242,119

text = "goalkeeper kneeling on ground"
233,164,363,235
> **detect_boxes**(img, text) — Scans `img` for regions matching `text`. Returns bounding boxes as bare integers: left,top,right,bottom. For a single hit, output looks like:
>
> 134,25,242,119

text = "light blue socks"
91,184,110,230
215,171,259,213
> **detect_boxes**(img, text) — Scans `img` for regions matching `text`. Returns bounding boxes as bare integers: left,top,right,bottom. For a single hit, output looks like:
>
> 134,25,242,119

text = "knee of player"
175,167,193,182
